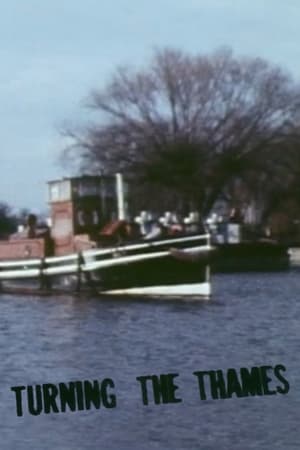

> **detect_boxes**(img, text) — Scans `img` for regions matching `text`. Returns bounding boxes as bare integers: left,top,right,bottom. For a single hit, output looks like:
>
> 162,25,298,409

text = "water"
1,271,300,449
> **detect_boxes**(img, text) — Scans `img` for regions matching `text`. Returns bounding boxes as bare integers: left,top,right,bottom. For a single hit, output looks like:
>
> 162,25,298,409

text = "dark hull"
0,234,212,298
212,242,290,272
89,253,208,290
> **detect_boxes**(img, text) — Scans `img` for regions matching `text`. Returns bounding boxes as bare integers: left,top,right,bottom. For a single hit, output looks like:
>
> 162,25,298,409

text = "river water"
0,271,300,450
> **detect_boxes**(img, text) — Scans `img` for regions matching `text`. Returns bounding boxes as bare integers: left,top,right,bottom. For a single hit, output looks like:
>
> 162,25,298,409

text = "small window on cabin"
59,180,71,201
49,183,60,202
78,180,99,197
93,210,99,225
77,210,85,226
49,181,71,202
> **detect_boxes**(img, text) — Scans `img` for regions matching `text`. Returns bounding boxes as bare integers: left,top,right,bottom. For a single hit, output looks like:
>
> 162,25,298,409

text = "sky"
0,0,300,212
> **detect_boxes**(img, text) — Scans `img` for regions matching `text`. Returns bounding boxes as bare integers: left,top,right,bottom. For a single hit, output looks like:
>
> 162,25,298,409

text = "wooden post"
39,258,51,291
76,252,83,292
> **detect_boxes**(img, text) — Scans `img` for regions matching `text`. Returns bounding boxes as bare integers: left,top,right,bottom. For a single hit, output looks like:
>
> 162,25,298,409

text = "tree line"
61,47,300,232
0,206,34,238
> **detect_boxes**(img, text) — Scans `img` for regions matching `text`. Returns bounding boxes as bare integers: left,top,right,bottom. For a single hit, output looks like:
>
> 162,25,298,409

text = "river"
0,271,300,449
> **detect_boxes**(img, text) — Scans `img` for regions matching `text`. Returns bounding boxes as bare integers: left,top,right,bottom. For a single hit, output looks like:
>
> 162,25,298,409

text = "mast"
116,173,126,220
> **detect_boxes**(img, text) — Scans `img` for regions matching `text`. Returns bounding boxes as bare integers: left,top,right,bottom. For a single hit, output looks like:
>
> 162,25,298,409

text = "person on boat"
168,223,184,235
143,220,165,240
134,211,153,237
27,214,37,238
125,221,142,240
11,213,46,239
229,207,243,224
183,211,206,234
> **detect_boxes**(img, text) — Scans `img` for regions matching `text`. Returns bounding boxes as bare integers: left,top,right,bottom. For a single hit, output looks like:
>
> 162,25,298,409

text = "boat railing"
83,233,211,259
0,254,80,281
0,233,212,286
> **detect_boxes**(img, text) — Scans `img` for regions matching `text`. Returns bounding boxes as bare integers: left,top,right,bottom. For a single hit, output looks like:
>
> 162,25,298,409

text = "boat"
208,220,290,272
212,240,289,272
0,174,213,299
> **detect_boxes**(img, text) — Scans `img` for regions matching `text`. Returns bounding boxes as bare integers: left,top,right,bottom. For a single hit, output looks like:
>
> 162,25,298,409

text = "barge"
0,175,213,299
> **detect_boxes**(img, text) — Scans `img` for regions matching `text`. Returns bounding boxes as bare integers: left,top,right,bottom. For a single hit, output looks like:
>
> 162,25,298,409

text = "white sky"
0,0,299,211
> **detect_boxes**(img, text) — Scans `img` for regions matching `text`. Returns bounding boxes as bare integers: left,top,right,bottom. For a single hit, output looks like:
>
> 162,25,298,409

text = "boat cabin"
0,174,129,259
49,174,128,255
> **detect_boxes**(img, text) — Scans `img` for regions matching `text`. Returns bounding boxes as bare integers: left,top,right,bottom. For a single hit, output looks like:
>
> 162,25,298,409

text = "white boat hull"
103,281,211,299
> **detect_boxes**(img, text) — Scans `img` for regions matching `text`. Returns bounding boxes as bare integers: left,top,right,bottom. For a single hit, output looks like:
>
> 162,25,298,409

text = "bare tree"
62,47,300,216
